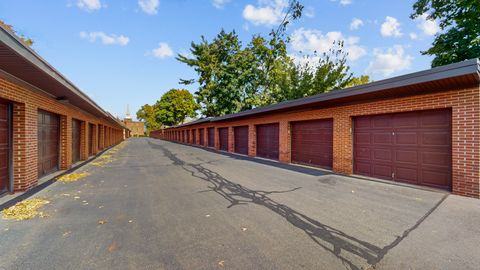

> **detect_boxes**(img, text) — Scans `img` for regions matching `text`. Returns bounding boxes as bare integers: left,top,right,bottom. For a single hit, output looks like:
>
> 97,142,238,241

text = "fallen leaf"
128,220,133,223
2,198,50,220
63,231,71,237
98,220,107,225
218,260,225,267
74,196,80,200
57,172,89,183
98,205,104,209
241,227,247,232
205,214,210,217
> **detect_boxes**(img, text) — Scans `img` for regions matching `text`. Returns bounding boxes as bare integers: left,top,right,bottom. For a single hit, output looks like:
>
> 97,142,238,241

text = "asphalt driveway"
0,138,478,270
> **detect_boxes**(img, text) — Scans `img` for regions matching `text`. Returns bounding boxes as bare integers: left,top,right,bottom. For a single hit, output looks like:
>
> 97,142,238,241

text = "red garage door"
218,128,228,151
38,110,60,178
88,123,94,156
256,123,279,160
72,119,81,163
192,129,197,144
234,126,248,155
199,128,205,145
354,109,452,190
187,130,191,143
291,119,333,169
0,100,10,194
182,130,186,142
207,127,215,147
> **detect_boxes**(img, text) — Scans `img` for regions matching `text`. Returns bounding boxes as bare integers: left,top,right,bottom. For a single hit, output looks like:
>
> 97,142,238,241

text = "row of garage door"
0,104,109,195
171,108,452,190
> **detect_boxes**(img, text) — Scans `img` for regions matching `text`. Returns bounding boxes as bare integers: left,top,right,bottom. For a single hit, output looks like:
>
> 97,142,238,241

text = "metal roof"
0,26,126,129
167,58,479,129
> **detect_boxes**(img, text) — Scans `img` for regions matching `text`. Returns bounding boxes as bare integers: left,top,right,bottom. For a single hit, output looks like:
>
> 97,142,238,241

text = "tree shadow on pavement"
149,140,448,270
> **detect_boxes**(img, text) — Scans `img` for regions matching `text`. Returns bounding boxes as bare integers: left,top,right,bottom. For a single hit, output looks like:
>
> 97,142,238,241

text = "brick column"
12,103,38,191
228,126,234,153
332,114,353,175
248,124,256,157
214,127,220,150
80,121,88,160
279,120,290,163
59,115,72,170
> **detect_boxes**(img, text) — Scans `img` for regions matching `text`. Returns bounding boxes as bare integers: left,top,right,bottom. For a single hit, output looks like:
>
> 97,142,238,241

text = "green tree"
0,19,34,46
411,0,480,67
136,104,162,132
156,89,199,126
345,75,371,88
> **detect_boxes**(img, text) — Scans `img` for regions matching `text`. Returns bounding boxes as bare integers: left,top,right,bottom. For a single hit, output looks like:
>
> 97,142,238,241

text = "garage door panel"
421,169,450,187
234,126,248,155
291,119,333,169
208,128,215,147
421,110,451,127
395,166,418,183
373,164,393,179
422,132,450,146
373,116,392,128
354,109,451,190
199,129,205,145
373,133,392,145
395,132,418,145
395,149,418,163
219,128,228,151
373,148,392,161
38,110,59,178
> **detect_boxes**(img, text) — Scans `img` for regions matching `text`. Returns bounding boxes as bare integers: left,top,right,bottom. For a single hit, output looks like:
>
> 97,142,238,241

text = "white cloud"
242,0,289,26
350,18,363,30
366,45,413,76
212,0,230,9
409,32,418,40
416,13,440,36
138,0,159,15
152,42,173,59
77,0,102,11
380,16,402,37
290,28,367,62
304,6,315,18
80,31,130,46
331,0,352,6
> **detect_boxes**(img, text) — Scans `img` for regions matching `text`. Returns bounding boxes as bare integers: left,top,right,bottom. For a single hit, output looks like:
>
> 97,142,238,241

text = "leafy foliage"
156,89,199,126
0,19,34,46
345,75,371,88
411,0,480,67
136,104,162,132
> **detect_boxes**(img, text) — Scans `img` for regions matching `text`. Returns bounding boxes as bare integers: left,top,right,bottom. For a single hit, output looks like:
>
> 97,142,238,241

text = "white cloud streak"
80,31,130,46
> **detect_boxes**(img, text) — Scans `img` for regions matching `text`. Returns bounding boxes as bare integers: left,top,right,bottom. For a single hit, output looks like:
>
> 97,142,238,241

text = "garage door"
291,119,333,169
182,130,186,142
207,127,215,147
38,110,60,178
218,128,228,151
354,109,452,190
256,123,279,160
0,100,10,194
192,129,197,144
187,130,191,143
199,128,205,145
234,126,248,155
72,119,81,163
97,124,102,149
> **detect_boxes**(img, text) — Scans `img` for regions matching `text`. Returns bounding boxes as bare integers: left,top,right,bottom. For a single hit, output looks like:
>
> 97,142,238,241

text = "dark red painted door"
199,129,205,145
256,123,279,160
291,119,333,169
208,127,215,147
37,110,60,178
187,130,191,143
192,129,197,144
182,130,186,142
0,100,10,194
97,124,102,149
354,109,452,190
72,119,81,163
234,126,248,155
218,128,228,151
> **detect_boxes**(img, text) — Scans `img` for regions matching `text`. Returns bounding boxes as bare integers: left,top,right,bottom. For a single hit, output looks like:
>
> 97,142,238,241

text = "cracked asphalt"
0,137,479,270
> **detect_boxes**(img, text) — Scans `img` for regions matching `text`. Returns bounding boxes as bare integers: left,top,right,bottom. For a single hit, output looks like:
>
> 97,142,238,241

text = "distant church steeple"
125,104,132,120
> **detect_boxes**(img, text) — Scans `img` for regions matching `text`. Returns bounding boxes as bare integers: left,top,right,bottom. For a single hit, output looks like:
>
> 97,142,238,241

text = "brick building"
152,59,480,199
0,27,127,195
122,106,145,137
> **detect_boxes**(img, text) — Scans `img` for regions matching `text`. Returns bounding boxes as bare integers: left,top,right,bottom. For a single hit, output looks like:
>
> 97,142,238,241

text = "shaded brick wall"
153,86,480,198
0,74,125,192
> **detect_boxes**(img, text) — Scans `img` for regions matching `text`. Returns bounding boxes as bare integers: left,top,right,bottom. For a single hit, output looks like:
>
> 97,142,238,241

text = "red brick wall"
153,86,480,198
0,74,125,192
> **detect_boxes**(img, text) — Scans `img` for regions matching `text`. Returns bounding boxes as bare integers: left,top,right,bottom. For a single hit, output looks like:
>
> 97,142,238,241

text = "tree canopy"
136,103,162,133
411,0,480,67
0,19,34,46
155,89,199,126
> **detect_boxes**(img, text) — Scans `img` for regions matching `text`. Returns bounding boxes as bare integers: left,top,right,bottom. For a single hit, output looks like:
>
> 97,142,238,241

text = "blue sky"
0,0,440,120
